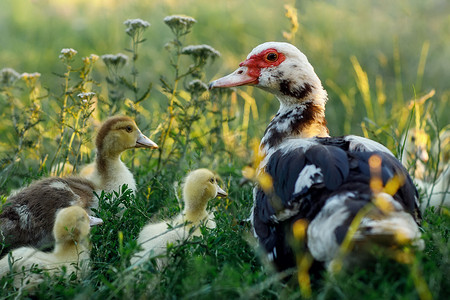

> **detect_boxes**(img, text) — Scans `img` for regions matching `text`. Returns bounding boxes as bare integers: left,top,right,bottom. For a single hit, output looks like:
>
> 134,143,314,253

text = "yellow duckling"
130,169,227,267
0,206,101,289
1,177,97,255
401,128,430,180
81,115,158,194
401,128,450,212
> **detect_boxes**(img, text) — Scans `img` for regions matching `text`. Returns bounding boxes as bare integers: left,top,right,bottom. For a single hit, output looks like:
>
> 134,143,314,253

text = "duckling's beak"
135,132,158,149
89,216,104,227
216,185,228,198
417,146,429,162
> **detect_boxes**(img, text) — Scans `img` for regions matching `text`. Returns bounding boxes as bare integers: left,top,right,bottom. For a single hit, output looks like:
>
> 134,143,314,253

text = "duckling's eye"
209,178,215,184
266,52,278,62
125,125,133,133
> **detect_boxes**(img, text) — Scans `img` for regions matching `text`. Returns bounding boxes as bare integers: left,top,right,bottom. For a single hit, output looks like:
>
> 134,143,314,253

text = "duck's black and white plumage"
210,42,423,271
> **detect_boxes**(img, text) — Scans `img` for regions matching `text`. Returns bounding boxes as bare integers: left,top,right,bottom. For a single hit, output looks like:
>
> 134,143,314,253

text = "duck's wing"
252,137,420,271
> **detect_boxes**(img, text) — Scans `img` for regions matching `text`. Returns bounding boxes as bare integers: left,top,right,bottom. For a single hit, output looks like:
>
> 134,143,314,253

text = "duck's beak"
135,132,158,149
216,185,228,198
209,66,258,89
417,146,429,162
89,216,104,227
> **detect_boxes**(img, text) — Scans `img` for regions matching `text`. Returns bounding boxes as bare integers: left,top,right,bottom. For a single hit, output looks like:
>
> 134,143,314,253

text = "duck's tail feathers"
353,211,424,250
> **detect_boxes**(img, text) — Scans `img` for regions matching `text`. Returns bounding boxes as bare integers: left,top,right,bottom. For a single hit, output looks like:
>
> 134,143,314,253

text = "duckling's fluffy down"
130,169,226,267
0,206,92,289
0,177,95,255
131,214,216,265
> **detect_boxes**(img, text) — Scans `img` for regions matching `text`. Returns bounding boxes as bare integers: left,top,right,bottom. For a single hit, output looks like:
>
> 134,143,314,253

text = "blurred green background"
1,0,448,137
0,1,449,298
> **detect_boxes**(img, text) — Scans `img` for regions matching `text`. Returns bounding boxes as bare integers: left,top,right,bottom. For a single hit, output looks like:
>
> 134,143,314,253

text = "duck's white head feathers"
210,42,327,108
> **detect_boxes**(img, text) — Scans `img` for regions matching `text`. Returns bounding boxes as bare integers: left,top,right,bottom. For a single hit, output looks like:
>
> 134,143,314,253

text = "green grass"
0,0,449,299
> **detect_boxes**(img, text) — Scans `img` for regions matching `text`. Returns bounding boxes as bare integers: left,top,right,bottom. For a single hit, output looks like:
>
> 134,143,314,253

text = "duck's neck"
94,152,135,193
260,101,329,152
183,200,209,223
96,151,122,175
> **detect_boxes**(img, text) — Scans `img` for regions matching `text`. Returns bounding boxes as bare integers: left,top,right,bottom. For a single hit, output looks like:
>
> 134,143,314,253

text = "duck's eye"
125,125,133,133
266,52,278,62
209,178,215,184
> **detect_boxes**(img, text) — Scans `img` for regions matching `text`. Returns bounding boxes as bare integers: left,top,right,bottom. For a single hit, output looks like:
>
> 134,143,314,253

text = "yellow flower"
292,219,308,240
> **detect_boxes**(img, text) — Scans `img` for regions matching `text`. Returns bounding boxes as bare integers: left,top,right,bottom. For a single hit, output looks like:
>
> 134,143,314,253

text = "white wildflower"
182,44,221,59
83,54,99,64
60,48,78,55
164,15,196,26
21,72,41,87
21,72,41,80
77,92,96,104
124,18,150,36
0,68,21,86
59,48,78,61
188,79,208,93
124,18,150,29
163,15,196,34
101,53,128,69
77,92,96,99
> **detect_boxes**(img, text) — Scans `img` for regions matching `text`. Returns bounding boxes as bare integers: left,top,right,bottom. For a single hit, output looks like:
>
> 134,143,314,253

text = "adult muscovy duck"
209,42,423,272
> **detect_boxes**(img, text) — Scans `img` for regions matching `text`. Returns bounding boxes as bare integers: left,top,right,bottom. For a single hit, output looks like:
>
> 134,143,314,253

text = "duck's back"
253,136,421,271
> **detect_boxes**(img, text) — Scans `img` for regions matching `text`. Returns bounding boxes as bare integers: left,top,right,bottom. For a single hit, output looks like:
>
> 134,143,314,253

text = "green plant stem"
156,39,182,171
50,65,72,170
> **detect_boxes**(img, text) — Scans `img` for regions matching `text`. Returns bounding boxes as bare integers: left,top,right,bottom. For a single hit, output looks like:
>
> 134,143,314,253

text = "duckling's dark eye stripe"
118,126,133,132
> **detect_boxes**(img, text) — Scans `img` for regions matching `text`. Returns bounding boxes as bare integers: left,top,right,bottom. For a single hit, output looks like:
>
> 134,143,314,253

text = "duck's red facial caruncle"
240,48,286,73
209,48,286,89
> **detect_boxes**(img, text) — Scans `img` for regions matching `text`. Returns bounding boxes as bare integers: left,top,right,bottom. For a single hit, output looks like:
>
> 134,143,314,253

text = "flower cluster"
181,44,221,60
163,15,197,36
77,92,96,104
124,18,150,37
0,67,21,87
77,92,96,99
101,53,128,69
187,79,208,94
21,72,41,87
59,48,78,62
82,54,99,65
21,72,41,80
